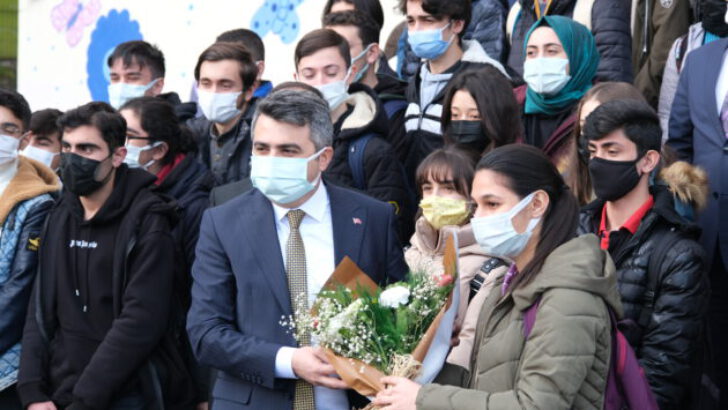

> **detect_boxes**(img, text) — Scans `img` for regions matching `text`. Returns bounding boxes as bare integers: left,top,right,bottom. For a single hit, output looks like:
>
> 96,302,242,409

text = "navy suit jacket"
186,183,408,409
668,37,728,267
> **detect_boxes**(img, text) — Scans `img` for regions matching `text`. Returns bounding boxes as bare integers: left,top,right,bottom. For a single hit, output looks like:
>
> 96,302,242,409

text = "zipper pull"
83,305,88,313
75,289,80,297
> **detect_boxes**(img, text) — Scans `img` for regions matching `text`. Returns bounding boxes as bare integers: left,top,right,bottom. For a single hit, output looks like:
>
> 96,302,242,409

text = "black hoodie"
18,166,184,410
324,83,415,243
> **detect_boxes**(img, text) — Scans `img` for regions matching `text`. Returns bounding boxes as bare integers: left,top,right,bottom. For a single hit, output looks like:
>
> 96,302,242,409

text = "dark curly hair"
58,102,126,151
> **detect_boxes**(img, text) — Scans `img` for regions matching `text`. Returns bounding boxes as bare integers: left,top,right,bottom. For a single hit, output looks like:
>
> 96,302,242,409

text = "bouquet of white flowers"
281,235,460,403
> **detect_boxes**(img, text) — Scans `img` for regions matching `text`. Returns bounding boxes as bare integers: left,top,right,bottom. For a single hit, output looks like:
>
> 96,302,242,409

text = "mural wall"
17,0,403,110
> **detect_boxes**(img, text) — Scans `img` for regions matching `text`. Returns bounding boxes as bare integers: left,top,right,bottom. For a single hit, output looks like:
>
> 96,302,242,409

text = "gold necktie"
286,210,315,410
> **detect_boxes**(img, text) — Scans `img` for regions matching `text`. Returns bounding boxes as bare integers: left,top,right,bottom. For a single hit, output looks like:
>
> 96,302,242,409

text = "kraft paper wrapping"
320,236,459,398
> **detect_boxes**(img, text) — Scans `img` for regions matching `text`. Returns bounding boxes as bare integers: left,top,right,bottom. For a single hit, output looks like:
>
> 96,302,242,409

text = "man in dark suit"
668,36,728,407
187,89,408,410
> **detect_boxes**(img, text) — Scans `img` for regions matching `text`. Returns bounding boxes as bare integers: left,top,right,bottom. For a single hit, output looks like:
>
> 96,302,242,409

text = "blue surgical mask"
124,141,163,170
108,79,159,109
251,148,326,204
523,57,571,96
471,192,541,261
407,22,454,60
351,44,374,83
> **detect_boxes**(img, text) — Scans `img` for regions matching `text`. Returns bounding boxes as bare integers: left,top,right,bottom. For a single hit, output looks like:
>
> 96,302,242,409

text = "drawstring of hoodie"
70,223,82,312
70,223,92,314
83,231,91,313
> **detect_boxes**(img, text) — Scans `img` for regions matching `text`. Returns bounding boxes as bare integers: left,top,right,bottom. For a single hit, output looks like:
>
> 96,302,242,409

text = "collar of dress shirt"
271,180,329,224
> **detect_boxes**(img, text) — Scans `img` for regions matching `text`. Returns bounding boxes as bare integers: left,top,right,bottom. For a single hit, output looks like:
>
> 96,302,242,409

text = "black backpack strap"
470,258,507,302
638,227,683,330
348,133,376,191
675,34,689,74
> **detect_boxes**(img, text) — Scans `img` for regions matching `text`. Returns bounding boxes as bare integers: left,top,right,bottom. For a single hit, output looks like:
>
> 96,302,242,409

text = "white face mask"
471,192,541,261
523,57,572,95
108,79,159,109
124,141,163,170
0,134,20,165
251,148,326,204
315,79,350,111
197,90,243,124
20,145,58,169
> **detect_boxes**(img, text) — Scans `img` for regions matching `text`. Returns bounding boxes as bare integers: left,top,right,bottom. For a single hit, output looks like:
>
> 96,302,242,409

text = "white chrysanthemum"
379,285,411,308
323,299,364,343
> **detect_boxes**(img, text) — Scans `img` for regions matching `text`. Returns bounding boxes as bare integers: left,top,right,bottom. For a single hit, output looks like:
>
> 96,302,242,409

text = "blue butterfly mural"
251,0,306,44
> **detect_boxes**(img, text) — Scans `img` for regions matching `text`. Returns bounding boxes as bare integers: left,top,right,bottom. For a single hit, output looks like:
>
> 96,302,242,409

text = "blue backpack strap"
382,99,408,119
348,133,376,191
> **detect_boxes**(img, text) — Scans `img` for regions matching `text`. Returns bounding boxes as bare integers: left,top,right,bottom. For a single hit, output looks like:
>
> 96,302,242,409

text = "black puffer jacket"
324,83,414,243
578,184,709,409
507,0,633,83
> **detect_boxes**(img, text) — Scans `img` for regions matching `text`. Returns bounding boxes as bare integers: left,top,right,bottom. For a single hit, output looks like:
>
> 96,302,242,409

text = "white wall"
17,0,405,111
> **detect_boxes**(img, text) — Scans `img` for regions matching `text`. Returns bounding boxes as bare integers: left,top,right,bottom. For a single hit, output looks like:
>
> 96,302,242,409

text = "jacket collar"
410,217,483,257
510,235,623,316
461,40,510,79
0,157,59,225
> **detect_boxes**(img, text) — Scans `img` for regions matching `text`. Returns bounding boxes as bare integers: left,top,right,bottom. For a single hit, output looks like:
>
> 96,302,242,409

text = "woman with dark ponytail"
374,144,622,410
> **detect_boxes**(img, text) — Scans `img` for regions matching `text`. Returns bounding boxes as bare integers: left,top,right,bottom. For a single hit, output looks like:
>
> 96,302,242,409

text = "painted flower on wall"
51,0,102,47
251,0,305,44
85,9,143,102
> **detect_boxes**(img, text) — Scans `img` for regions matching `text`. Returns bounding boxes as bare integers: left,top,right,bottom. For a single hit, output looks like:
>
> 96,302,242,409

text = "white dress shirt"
271,182,349,410
715,49,728,115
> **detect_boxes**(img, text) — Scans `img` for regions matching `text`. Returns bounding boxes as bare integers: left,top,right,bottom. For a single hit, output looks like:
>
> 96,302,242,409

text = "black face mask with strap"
702,0,728,37
60,153,113,197
448,120,490,154
588,156,642,202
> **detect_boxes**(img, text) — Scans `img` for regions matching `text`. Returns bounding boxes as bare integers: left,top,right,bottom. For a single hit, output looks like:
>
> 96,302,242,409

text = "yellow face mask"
420,196,471,230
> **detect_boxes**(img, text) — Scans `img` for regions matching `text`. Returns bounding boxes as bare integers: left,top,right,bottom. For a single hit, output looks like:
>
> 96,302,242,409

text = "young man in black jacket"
17,102,193,410
578,99,709,410
294,28,415,242
186,42,258,186
323,11,409,130
399,0,508,188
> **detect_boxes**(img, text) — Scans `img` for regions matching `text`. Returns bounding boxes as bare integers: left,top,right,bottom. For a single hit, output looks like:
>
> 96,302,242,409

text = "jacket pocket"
212,373,253,405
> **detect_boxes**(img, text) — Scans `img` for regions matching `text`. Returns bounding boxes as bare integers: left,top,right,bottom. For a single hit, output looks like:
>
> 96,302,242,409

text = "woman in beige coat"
405,147,507,369
375,145,621,410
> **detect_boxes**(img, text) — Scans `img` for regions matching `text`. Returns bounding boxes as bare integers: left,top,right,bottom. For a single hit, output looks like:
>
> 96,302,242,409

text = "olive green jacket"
633,0,692,108
417,234,623,410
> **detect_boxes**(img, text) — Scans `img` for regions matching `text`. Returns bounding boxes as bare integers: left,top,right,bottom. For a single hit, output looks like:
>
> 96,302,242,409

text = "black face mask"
59,153,113,197
588,156,642,202
449,121,490,151
702,0,728,37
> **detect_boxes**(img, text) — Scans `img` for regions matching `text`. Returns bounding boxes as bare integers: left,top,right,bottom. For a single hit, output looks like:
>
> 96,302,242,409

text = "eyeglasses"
0,123,23,137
